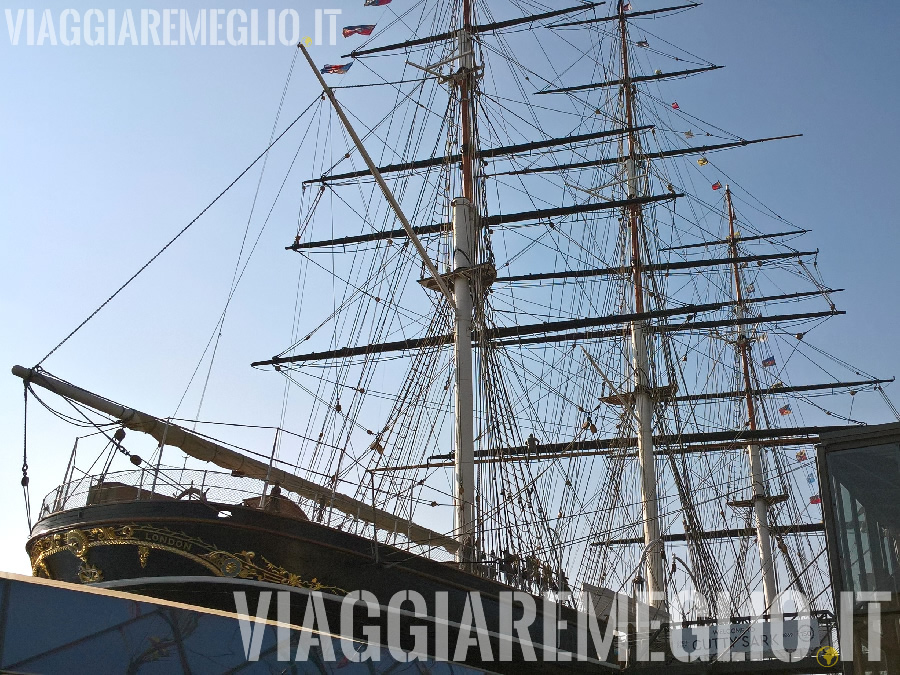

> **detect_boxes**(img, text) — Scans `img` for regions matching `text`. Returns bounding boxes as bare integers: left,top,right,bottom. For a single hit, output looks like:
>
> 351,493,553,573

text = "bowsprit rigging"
11,0,899,670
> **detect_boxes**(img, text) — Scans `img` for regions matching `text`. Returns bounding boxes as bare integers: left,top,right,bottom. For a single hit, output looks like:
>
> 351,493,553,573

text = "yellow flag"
697,157,709,166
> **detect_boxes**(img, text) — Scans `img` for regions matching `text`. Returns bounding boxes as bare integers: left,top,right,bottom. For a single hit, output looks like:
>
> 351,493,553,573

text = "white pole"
451,22,478,567
734,273,778,609
632,323,663,605
626,157,664,608
726,185,778,609
748,440,778,608
452,197,476,564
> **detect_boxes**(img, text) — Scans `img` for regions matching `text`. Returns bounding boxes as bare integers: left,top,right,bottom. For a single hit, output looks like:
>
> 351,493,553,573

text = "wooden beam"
592,522,825,546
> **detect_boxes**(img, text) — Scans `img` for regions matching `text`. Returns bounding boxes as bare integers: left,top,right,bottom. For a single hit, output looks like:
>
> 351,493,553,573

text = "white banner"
669,619,819,660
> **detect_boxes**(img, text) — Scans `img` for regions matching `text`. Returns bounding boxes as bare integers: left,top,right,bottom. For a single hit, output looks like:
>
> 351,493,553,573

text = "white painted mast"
297,39,477,560
452,195,476,564
725,186,778,608
452,0,478,565
303,5,481,563
619,5,664,608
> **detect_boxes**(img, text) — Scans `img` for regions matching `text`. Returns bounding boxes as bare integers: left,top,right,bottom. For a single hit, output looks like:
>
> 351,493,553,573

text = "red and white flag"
342,24,376,38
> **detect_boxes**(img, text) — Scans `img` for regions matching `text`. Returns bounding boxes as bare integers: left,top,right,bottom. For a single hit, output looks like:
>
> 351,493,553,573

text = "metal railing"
38,467,454,562
40,467,267,516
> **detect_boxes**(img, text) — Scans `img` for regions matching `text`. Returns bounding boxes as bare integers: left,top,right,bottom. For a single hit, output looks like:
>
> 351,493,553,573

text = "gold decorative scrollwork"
28,524,346,595
218,556,243,577
200,549,344,594
65,529,88,558
78,562,103,583
60,527,104,582
33,559,51,579
138,545,150,569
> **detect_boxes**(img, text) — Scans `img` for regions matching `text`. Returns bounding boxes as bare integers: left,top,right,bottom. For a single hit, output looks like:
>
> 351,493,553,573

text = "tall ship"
13,0,899,668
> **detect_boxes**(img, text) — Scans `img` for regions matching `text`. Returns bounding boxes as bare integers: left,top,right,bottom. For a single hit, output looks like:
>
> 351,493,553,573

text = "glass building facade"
818,423,900,674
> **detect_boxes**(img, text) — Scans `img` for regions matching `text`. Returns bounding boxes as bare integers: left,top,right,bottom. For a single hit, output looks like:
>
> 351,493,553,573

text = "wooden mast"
619,2,665,609
460,0,475,204
726,185,779,608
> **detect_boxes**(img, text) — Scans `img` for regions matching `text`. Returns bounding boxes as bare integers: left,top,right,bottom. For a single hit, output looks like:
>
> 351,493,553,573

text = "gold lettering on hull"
28,524,346,595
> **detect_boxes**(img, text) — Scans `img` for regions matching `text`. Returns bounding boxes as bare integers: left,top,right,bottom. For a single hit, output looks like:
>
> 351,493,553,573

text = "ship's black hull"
27,499,615,672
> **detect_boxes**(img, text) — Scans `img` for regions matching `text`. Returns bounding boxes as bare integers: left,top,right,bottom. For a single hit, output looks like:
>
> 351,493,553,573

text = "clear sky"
1,1,899,577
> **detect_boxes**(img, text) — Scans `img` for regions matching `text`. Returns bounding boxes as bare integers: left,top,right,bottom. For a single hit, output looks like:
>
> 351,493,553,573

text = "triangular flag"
684,130,694,139
807,473,816,484
810,495,822,505
778,404,792,416
637,40,650,48
762,355,776,367
711,181,722,190
697,157,709,166
796,449,808,461
671,101,680,109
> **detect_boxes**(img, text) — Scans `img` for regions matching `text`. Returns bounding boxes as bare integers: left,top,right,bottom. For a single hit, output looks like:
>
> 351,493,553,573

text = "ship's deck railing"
38,467,455,562
40,467,267,516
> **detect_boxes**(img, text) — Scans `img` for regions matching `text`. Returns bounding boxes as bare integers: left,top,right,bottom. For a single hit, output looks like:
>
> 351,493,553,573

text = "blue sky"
1,1,899,576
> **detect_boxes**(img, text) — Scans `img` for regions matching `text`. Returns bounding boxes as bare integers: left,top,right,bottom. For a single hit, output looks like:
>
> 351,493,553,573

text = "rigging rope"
21,384,32,531
35,95,321,368
189,47,304,426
